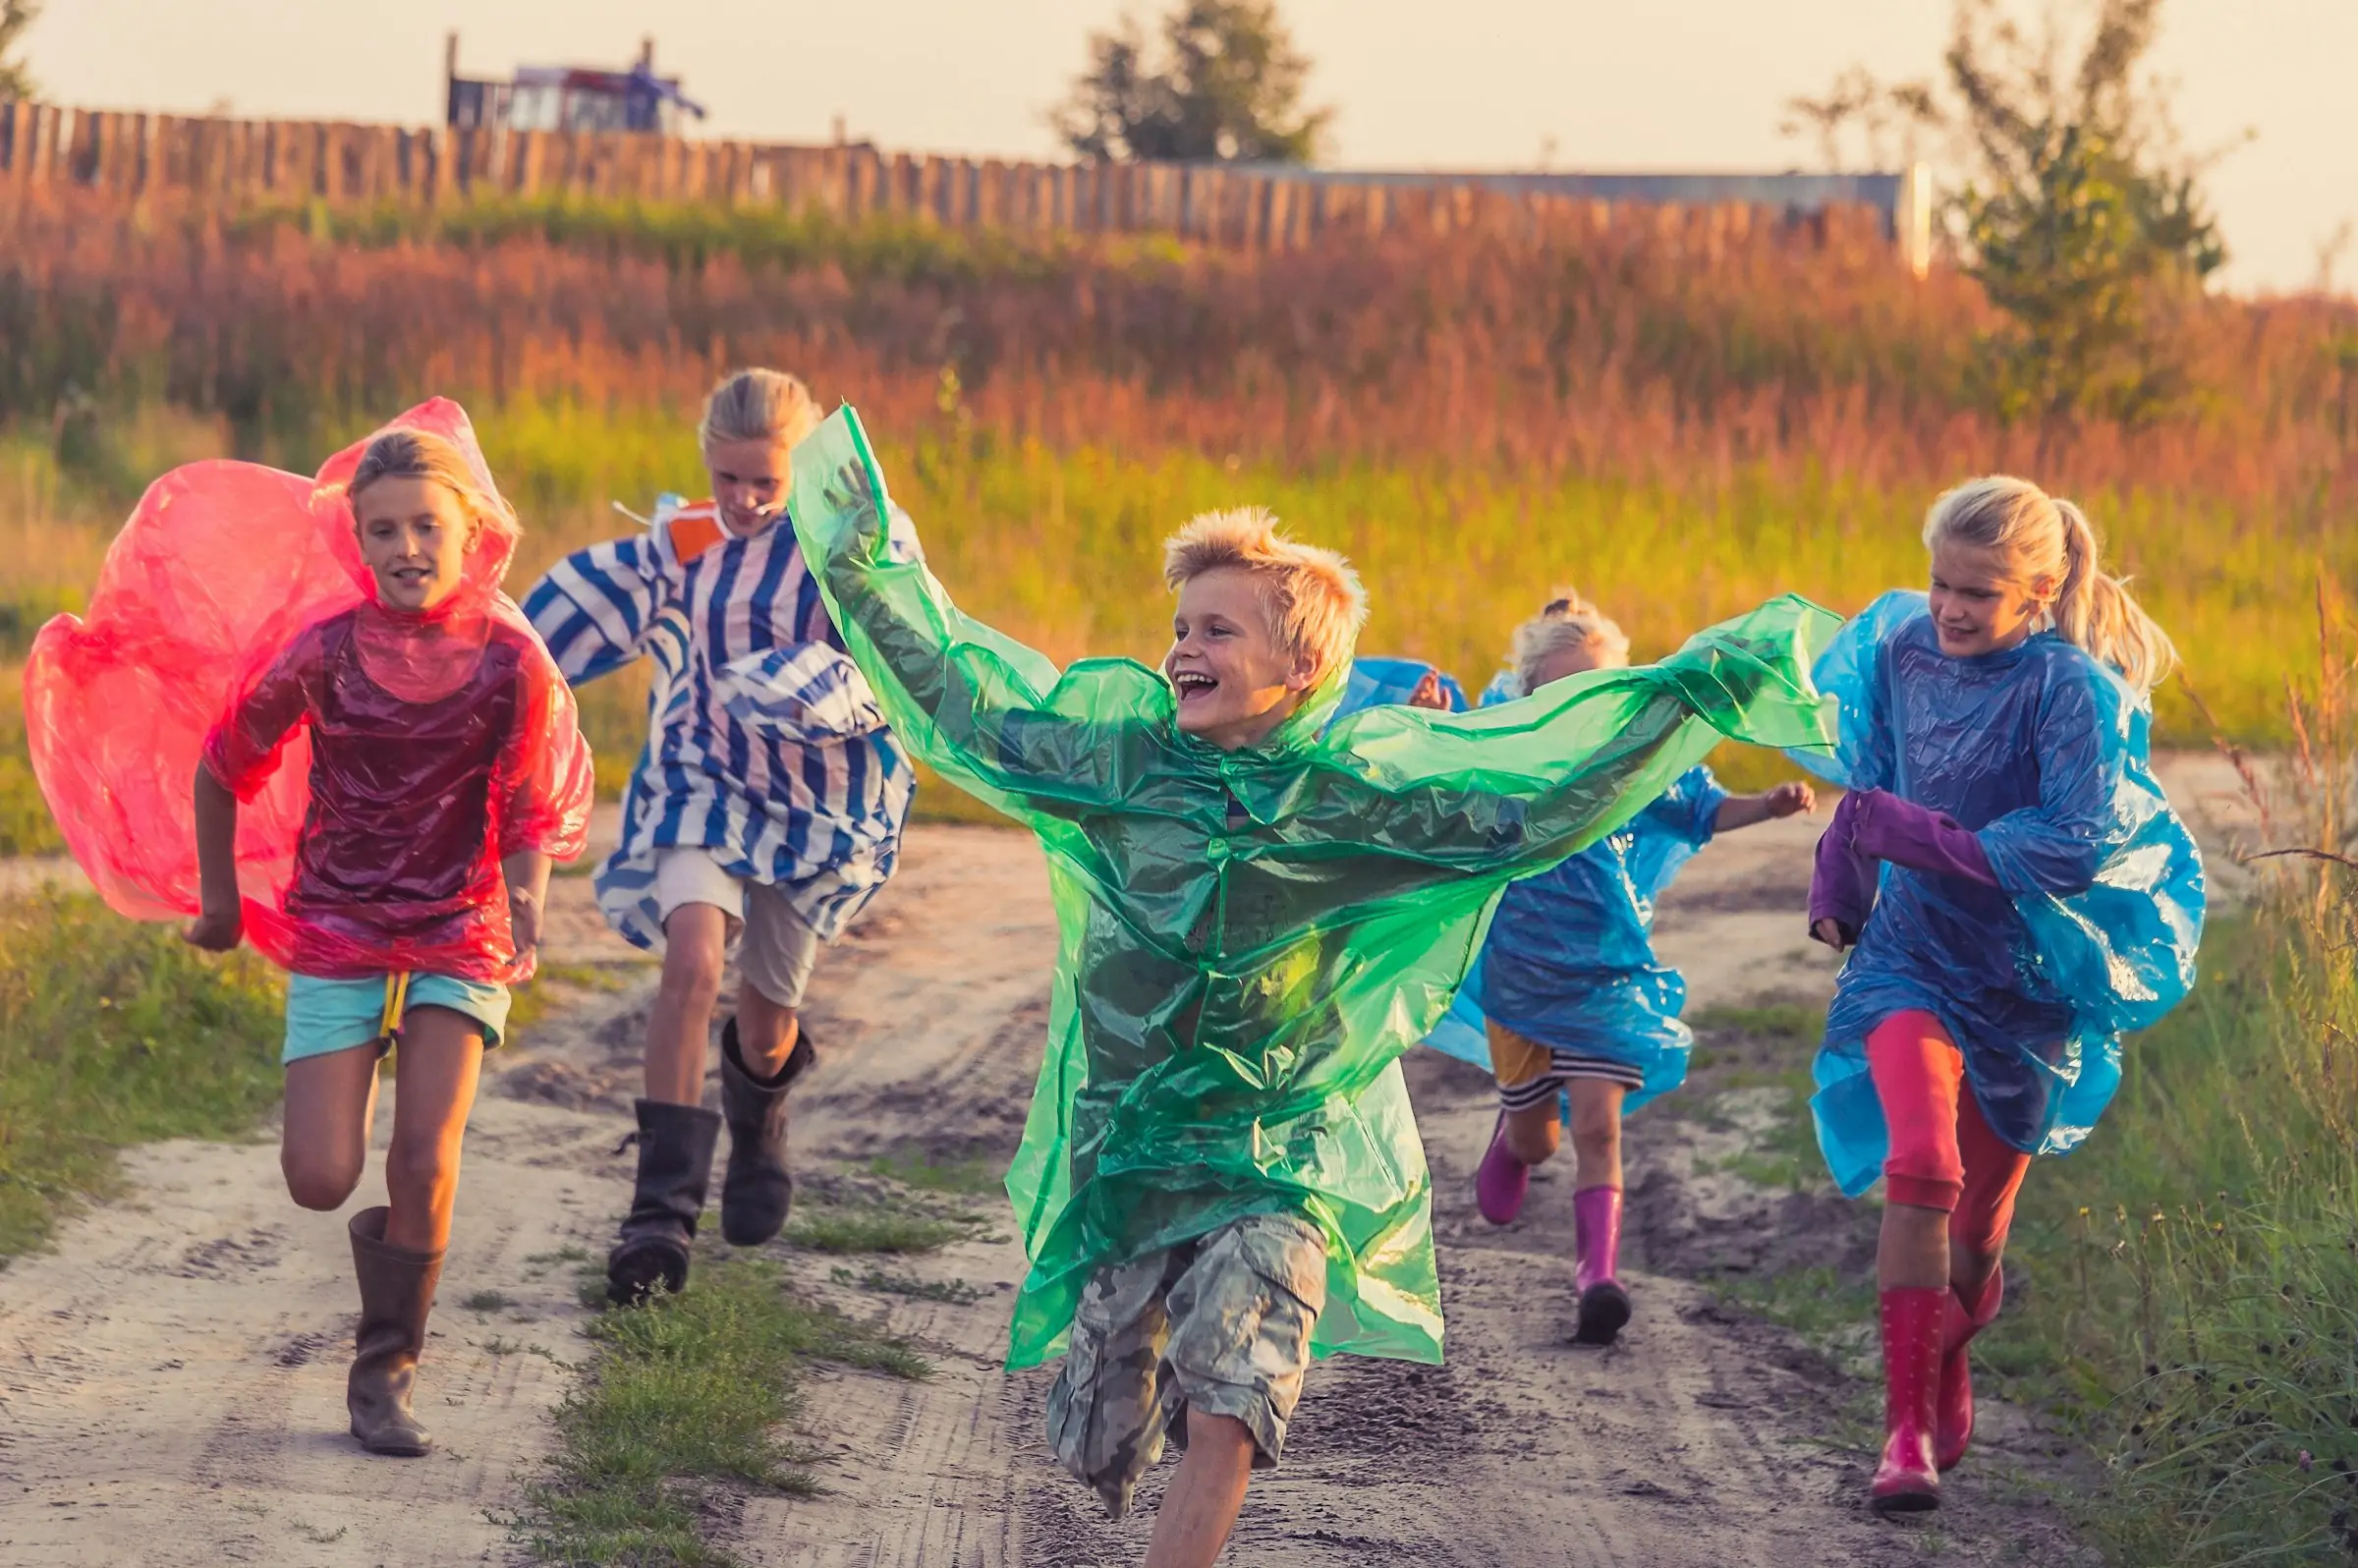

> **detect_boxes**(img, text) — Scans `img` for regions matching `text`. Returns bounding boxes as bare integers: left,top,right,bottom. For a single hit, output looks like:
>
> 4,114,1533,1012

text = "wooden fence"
0,101,1905,260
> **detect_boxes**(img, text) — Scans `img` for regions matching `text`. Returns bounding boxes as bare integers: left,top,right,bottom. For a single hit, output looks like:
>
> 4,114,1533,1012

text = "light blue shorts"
282,973,511,1067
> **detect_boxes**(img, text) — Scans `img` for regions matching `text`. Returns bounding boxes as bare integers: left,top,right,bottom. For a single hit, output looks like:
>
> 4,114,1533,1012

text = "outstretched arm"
787,408,1162,813
1714,780,1817,833
1321,596,1841,879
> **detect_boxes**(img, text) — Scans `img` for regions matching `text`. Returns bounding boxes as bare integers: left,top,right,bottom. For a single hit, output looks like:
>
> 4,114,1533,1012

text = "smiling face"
354,476,476,614
1928,538,2054,659
1164,567,1321,751
705,435,793,537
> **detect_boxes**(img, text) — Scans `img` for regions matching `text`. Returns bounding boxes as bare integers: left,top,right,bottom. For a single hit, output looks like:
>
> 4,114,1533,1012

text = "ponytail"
1922,476,2176,697
2050,499,2177,697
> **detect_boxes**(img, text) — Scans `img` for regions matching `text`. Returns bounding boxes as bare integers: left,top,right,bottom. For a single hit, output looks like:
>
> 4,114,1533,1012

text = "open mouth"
1171,670,1218,702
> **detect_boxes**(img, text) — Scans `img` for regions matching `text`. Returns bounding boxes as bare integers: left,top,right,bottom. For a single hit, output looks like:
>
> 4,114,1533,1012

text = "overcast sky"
23,1,2353,294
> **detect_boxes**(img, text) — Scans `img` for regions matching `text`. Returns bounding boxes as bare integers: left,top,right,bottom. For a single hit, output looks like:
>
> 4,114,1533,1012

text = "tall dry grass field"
0,185,2352,772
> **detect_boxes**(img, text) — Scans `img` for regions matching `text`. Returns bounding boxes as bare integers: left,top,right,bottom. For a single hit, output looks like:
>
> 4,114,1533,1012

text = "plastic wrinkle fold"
791,406,1842,1372
1783,590,2206,1196
25,399,593,982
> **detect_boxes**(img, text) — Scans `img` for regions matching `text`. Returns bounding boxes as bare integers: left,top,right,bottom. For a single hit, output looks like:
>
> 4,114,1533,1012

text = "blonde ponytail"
1922,476,2176,696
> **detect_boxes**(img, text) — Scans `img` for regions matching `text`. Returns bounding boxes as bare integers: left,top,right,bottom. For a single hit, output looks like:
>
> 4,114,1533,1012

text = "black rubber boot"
606,1097,722,1306
718,1017,816,1248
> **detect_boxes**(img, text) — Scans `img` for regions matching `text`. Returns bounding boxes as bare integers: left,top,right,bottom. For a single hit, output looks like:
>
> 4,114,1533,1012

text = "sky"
22,1,2354,294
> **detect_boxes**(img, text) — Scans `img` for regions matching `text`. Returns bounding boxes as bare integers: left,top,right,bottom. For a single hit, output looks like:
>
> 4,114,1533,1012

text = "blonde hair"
347,427,517,544
1500,590,1631,697
699,367,820,454
1161,507,1368,679
1922,476,2176,695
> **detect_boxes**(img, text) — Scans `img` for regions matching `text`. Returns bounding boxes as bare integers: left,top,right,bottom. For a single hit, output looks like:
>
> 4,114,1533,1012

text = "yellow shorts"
1486,1018,1645,1113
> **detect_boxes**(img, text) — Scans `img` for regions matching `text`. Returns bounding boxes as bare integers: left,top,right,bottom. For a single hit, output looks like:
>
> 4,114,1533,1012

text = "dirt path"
1,761,2245,1566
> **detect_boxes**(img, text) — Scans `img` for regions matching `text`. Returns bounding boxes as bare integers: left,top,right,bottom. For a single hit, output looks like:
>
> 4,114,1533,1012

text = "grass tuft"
786,1199,979,1256
514,1254,927,1566
0,892,284,1261
829,1264,985,1306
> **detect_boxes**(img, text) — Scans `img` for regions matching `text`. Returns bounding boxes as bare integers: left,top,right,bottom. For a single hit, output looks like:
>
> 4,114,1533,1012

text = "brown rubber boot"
347,1205,445,1457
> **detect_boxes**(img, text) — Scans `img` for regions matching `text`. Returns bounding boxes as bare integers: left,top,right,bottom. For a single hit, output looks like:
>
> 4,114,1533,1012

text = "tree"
1053,1,1331,164
1780,0,2232,431
0,0,38,102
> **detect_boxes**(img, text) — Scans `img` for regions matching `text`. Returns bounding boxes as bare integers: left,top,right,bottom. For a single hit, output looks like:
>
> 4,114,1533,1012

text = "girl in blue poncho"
1800,477,2202,1514
1464,596,1815,1346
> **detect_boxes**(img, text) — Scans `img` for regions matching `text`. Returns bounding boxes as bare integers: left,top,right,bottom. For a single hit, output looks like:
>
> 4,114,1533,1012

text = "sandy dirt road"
0,763,2251,1566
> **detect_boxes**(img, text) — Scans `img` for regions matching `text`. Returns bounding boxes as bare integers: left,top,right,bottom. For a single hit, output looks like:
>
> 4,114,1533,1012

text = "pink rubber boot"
1871,1286,1947,1513
1475,1113,1531,1226
1936,1268,2003,1472
1572,1185,1631,1345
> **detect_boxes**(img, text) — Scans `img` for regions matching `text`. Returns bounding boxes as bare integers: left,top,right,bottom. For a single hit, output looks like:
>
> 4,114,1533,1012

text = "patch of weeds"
482,1334,525,1357
829,1264,983,1306
463,1289,516,1313
527,1244,592,1266
868,1145,1002,1197
510,1255,927,1565
787,1198,981,1256
292,1522,348,1544
507,961,641,1033
0,891,285,1261
1718,1265,1878,1361
1689,1001,1825,1046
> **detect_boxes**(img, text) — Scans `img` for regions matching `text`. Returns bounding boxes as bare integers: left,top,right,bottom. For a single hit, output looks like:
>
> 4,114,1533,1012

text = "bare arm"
502,849,553,980
184,764,244,951
1712,779,1817,834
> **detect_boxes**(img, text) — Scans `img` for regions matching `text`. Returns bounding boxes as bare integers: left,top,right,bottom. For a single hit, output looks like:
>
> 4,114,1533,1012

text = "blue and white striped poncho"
522,496,919,951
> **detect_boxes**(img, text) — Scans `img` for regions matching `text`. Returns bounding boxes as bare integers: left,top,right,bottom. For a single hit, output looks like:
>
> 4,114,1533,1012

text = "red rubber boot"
1936,1268,2003,1472
1474,1112,1532,1226
1571,1185,1631,1345
1871,1286,1946,1513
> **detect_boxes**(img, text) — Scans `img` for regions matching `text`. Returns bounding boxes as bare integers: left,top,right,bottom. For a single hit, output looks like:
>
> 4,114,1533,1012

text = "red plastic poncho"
24,398,594,981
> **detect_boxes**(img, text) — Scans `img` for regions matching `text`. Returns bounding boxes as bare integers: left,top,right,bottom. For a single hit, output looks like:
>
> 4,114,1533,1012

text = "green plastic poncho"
790,409,1840,1370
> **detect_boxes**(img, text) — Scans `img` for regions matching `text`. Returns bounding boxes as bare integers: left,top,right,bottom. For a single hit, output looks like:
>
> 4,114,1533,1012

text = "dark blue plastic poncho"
1789,590,2206,1196
790,408,1842,1369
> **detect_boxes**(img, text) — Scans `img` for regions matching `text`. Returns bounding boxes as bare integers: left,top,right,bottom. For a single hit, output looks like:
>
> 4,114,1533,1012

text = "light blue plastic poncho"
1339,656,1469,715
1788,590,2205,1196
791,408,1841,1368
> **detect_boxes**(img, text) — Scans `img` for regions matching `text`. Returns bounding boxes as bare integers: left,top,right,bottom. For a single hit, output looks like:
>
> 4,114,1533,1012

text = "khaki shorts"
1045,1212,1327,1520
653,848,819,1008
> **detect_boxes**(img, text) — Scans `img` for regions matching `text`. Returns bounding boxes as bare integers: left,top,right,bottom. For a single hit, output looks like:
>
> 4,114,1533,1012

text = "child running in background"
30,404,593,1456
1468,594,1814,1346
1799,476,2204,1513
787,406,1836,1568
524,370,918,1306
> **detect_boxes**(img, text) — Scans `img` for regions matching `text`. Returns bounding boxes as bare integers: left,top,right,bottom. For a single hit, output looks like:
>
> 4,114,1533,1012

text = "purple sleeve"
1850,789,1999,887
1808,790,1878,943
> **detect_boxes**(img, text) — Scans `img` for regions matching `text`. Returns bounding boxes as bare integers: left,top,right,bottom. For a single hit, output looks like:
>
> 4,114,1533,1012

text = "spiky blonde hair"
1161,507,1368,679
1497,588,1630,697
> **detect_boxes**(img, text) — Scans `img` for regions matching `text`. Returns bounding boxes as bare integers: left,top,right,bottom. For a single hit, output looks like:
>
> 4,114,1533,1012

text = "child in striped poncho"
523,369,919,1305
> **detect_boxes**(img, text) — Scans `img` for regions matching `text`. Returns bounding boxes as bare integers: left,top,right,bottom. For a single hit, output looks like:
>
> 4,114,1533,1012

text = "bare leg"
1501,1101,1561,1166
1565,1079,1626,1191
732,980,801,1079
1145,1410,1256,1568
1879,1202,1951,1291
380,1006,486,1254
282,1044,381,1211
646,904,729,1105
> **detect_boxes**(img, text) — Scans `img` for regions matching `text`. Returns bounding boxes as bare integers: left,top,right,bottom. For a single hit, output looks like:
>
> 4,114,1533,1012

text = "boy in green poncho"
789,410,1835,1566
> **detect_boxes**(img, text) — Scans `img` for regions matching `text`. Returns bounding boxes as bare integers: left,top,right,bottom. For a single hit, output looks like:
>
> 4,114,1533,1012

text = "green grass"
829,1263,985,1306
867,1146,1004,1197
785,1198,981,1256
0,891,285,1261
513,1253,927,1567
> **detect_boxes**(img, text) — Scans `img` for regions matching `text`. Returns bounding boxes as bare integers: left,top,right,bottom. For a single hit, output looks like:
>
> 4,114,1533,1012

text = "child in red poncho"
28,405,592,1457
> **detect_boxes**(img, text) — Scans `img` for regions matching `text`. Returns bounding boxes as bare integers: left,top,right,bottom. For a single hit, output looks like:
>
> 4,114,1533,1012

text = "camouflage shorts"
1044,1211,1327,1520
